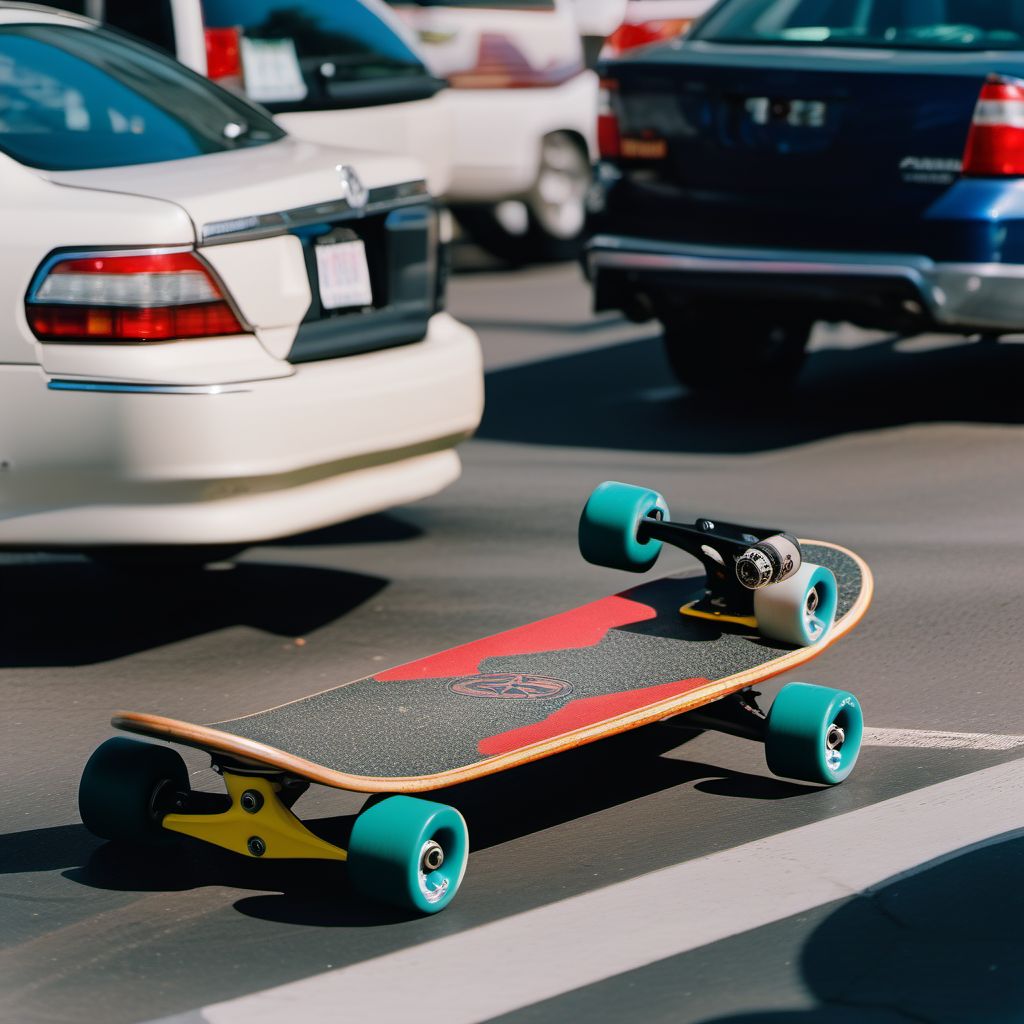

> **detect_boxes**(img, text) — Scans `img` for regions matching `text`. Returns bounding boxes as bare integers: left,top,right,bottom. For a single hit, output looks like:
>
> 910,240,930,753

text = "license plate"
315,240,373,310
239,37,308,104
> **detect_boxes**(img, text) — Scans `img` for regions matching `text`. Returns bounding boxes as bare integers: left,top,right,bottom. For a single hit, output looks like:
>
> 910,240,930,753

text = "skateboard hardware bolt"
825,725,845,750
421,840,444,872
240,790,264,814
247,836,266,857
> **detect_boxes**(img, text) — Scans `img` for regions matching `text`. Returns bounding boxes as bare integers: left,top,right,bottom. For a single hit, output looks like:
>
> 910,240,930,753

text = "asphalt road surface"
2,259,1023,1024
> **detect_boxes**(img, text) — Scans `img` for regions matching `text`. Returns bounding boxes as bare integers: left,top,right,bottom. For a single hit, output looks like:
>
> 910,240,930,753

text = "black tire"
660,306,812,397
79,737,189,844
454,132,590,266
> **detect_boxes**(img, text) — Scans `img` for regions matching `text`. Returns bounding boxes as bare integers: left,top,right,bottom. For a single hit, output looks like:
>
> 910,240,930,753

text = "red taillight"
205,26,242,81
598,78,621,159
602,19,692,59
27,250,245,343
448,33,581,89
963,74,1024,176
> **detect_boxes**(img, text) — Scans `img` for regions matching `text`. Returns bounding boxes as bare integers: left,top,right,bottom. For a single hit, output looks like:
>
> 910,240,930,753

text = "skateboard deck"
114,541,870,794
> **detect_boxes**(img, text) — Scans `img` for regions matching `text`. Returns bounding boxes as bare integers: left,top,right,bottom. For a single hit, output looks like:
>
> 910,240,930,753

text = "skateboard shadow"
478,329,1024,455
423,725,814,850
0,560,387,667
19,725,810,928
231,730,812,926
64,836,418,925
691,832,1024,1024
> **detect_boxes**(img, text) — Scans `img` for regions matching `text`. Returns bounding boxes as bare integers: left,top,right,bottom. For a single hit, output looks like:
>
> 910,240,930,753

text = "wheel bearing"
420,840,444,873
825,724,846,751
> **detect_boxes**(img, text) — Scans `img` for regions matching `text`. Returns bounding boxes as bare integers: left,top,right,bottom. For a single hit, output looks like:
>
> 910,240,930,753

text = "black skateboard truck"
638,512,801,618
578,481,836,646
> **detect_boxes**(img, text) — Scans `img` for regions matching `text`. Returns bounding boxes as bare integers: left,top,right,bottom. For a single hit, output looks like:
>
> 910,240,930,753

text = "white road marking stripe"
863,727,1024,751
156,760,1024,1024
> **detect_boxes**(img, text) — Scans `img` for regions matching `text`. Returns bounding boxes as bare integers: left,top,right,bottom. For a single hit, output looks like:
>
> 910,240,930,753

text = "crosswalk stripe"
862,727,1024,750
153,759,1024,1024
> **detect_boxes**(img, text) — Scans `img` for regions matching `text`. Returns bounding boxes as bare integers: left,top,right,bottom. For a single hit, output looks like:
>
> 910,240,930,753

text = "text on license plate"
315,240,373,310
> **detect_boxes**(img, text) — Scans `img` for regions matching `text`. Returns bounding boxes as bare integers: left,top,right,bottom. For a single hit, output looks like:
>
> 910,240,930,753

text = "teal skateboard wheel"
754,562,837,646
578,481,669,572
348,795,469,914
765,682,863,784
79,737,189,843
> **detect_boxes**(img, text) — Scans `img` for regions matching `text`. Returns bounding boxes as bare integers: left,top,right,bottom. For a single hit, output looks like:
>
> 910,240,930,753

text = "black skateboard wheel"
79,737,188,844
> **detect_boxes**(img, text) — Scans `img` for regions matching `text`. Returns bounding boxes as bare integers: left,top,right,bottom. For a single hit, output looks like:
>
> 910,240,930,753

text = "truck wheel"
660,307,811,397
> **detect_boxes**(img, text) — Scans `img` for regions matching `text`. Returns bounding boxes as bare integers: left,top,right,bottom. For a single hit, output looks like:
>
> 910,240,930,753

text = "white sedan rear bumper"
0,312,483,547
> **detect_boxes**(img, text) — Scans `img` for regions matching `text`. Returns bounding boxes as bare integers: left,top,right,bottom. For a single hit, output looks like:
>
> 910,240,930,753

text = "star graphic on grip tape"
449,673,571,699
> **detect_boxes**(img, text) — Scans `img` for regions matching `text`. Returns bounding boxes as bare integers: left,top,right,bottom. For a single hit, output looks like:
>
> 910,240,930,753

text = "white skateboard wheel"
754,562,837,646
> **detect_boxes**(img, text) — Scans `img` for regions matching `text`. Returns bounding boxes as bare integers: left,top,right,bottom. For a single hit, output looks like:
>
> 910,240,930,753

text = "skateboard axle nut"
240,790,264,814
825,725,845,750
247,836,266,857
421,840,444,872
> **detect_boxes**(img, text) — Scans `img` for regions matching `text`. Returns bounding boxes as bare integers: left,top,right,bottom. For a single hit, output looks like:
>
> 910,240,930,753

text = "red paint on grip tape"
375,594,657,682
477,676,709,755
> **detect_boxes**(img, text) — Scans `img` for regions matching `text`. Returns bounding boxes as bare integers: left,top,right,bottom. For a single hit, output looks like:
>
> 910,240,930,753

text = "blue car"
586,0,1024,392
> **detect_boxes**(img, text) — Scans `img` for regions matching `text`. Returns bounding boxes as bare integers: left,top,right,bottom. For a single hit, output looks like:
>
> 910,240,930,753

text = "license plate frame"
315,239,374,311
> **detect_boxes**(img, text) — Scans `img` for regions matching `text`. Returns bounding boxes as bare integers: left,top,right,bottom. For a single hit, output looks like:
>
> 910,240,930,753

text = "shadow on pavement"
478,331,1024,454
697,832,1024,1024
263,511,422,548
31,725,810,927
0,560,386,667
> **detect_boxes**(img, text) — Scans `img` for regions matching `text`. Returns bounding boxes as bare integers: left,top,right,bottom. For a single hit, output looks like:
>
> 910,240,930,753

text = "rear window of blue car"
0,23,282,171
696,0,1024,50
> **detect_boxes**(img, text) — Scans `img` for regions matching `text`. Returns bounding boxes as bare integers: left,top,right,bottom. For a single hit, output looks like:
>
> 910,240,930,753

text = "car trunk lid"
606,43,995,248
42,137,423,251
41,138,436,354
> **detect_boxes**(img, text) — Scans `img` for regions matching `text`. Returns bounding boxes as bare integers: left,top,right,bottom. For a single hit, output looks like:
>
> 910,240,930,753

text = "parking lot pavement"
2,261,1023,1024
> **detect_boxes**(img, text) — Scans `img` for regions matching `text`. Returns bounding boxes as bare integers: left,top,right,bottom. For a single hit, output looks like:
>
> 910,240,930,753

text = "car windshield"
693,0,1024,51
0,23,282,171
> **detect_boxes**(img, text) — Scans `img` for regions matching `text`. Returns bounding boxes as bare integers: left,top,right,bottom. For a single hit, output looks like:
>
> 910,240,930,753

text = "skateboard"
79,482,872,915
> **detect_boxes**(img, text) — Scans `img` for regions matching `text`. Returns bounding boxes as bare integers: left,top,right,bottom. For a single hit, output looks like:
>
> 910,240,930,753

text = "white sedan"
0,8,483,556
388,0,599,262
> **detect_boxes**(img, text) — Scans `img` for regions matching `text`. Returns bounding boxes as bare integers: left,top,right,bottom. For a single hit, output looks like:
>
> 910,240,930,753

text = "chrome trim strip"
200,180,431,246
48,380,250,395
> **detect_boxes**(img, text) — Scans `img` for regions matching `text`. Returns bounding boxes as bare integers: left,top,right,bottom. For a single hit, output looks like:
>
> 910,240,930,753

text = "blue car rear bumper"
588,233,1024,333
587,169,1024,331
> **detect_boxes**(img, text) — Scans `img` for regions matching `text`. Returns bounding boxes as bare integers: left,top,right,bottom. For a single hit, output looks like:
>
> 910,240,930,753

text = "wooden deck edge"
113,541,873,795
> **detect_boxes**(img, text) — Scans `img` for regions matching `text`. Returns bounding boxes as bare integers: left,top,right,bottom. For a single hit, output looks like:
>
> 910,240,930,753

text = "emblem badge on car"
337,164,368,209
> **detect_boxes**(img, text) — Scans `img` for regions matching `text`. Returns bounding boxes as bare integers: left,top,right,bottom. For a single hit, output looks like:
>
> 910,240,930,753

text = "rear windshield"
201,0,442,111
0,23,282,171
694,0,1024,51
